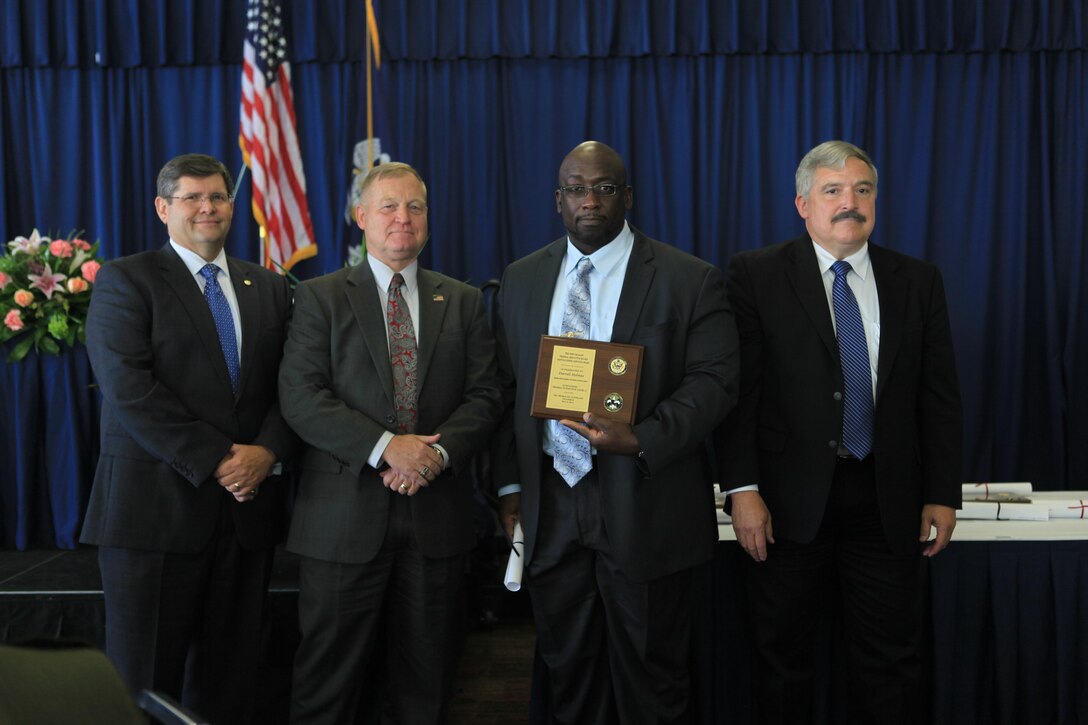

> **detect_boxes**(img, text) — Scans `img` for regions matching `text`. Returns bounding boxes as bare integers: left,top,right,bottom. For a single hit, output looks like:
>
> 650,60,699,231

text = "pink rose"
49,240,74,258
4,309,23,331
67,277,89,294
0,271,10,290
81,260,101,283
72,238,92,251
13,289,34,307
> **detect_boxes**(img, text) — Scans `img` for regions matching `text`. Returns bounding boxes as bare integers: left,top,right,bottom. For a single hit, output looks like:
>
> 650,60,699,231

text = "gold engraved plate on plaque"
531,336,644,425
545,345,596,411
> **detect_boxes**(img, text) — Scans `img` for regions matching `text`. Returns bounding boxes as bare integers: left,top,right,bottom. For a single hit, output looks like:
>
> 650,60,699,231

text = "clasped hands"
215,443,276,502
380,433,443,496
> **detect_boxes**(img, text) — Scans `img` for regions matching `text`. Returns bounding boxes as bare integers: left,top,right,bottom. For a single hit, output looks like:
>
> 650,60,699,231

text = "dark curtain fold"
2,0,1085,67
0,0,1086,550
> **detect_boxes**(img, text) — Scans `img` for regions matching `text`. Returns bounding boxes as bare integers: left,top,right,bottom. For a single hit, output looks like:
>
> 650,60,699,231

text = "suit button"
386,414,396,424
833,392,842,401
828,440,838,449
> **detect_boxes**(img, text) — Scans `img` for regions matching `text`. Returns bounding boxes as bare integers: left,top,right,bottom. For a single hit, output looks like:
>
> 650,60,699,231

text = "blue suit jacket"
81,244,296,552
716,236,963,553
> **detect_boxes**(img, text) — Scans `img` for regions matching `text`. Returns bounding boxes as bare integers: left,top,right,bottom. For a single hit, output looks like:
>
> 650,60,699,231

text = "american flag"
239,0,317,272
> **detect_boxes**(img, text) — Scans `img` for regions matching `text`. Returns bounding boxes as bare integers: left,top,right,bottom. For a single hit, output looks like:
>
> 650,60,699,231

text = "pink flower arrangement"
0,228,107,361
49,240,74,258
4,309,23,332
80,260,101,283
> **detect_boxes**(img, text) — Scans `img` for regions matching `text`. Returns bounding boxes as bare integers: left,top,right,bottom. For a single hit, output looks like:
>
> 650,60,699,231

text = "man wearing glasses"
492,141,738,723
82,153,296,723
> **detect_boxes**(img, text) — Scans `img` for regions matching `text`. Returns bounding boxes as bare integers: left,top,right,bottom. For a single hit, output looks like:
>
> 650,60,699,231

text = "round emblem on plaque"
603,393,624,413
608,357,628,376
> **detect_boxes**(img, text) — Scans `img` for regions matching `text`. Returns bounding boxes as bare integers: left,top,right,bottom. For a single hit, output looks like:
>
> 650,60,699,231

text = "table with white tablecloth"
693,491,1088,725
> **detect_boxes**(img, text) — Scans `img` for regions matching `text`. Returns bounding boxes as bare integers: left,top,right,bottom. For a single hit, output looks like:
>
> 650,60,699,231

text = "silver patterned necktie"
199,264,240,396
387,273,418,433
552,257,594,486
831,260,874,459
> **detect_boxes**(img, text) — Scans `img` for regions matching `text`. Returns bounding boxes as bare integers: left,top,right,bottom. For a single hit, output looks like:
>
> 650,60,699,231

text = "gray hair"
157,154,233,199
358,162,428,205
795,141,878,197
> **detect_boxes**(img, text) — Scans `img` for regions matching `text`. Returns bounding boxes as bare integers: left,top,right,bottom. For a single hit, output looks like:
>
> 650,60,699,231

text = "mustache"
831,210,867,223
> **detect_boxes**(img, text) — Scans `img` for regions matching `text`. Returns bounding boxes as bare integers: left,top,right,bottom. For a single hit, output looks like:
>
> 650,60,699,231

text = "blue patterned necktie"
552,257,594,486
199,264,240,396
387,273,418,433
831,260,874,459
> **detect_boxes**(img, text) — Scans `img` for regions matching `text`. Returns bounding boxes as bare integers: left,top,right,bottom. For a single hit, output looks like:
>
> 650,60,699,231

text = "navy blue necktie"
200,264,240,396
831,260,874,459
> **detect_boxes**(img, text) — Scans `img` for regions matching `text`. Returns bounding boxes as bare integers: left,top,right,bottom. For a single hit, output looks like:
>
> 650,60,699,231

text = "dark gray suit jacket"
493,228,739,582
278,262,503,564
80,244,296,552
716,236,963,554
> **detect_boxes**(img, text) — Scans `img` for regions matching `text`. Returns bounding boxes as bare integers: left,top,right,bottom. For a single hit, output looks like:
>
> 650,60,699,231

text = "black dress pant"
527,460,695,725
745,456,924,725
98,505,273,725
290,492,467,725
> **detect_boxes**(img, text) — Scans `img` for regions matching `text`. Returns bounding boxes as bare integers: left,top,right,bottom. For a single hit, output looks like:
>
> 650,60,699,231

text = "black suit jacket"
278,262,503,564
716,236,962,554
493,228,739,582
80,244,296,552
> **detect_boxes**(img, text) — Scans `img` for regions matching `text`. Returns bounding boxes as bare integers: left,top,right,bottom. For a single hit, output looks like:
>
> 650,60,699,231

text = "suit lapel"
530,239,566,335
415,269,449,387
227,257,260,396
611,230,655,344
785,238,839,360
524,241,565,448
156,245,235,397
345,263,397,407
869,244,907,403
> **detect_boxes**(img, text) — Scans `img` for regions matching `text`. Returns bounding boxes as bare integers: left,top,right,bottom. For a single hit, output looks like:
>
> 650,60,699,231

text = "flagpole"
365,2,374,171
233,163,247,199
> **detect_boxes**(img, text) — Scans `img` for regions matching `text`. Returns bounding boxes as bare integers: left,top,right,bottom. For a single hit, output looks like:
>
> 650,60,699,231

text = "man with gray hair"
716,140,962,724
280,161,503,724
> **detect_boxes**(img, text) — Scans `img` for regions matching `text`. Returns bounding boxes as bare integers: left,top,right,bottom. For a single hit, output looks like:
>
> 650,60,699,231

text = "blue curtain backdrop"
1,0,1087,501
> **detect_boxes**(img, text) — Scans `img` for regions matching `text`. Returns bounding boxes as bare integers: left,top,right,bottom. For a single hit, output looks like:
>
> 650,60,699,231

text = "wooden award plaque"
530,336,643,425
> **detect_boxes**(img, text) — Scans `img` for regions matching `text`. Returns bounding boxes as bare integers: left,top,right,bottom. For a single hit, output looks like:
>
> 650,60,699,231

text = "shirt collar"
812,240,871,280
563,220,633,278
170,239,229,279
367,254,420,294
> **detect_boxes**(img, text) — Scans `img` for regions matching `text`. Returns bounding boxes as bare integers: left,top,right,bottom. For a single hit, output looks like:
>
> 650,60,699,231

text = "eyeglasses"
557,184,624,198
166,193,234,207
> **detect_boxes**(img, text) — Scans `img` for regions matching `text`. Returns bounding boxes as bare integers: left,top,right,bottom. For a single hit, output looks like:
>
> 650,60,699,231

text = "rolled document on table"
961,482,1032,499
959,500,1049,521
504,521,525,592
1045,500,1088,520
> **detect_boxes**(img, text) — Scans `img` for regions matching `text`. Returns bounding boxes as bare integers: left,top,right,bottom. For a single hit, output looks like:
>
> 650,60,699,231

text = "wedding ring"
232,483,241,491
420,466,431,478
399,483,408,492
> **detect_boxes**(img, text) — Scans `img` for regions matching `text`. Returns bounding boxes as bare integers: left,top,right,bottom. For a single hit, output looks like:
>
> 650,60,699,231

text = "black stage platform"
0,543,523,724
0,546,302,724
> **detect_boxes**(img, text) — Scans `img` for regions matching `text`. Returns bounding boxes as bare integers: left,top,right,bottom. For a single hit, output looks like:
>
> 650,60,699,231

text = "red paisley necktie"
387,273,418,433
